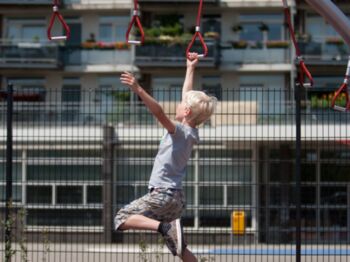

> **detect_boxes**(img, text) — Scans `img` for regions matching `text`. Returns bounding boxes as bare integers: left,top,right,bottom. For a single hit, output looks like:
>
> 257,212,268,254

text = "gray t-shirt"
148,123,199,189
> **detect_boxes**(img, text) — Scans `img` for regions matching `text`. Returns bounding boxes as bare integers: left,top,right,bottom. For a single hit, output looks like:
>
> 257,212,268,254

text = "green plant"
326,37,344,45
259,23,269,32
295,32,311,42
2,201,16,261
232,40,248,49
18,208,28,262
232,24,243,32
266,40,289,48
204,31,220,39
138,234,149,262
138,235,166,262
199,255,216,262
42,227,51,262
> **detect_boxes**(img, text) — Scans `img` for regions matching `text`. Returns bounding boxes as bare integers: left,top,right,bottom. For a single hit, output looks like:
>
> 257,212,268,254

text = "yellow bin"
232,211,245,235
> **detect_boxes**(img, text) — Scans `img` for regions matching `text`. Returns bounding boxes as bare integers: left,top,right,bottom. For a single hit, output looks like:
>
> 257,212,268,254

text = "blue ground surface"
206,248,350,256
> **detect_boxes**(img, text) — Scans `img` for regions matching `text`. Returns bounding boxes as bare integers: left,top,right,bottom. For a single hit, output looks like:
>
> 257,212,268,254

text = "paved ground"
2,243,350,262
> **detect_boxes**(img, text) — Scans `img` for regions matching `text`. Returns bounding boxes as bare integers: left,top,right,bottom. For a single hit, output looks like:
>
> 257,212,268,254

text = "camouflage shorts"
114,188,186,231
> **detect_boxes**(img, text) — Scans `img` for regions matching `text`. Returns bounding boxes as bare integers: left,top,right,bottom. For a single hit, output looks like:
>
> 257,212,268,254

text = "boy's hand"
120,71,139,91
187,52,199,68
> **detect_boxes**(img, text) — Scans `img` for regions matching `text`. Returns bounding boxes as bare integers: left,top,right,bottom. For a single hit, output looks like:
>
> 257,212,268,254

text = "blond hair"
184,90,217,126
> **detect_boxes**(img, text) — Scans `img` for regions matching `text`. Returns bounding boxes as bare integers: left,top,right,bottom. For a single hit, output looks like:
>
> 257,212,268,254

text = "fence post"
5,83,13,262
294,83,302,262
102,125,115,243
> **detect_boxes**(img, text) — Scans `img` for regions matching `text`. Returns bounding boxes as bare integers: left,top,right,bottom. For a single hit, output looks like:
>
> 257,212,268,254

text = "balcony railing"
63,0,130,5
221,41,291,65
0,39,61,69
135,39,219,67
1,94,349,126
0,0,51,4
62,44,132,67
298,40,350,64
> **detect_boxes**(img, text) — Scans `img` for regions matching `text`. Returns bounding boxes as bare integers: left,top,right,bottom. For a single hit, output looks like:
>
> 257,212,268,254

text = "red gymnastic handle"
186,26,208,58
186,0,208,58
47,0,70,41
331,57,350,111
283,0,313,88
126,10,145,45
126,0,144,45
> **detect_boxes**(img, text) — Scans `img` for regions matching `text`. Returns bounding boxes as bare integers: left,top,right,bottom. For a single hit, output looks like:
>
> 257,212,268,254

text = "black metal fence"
1,86,350,261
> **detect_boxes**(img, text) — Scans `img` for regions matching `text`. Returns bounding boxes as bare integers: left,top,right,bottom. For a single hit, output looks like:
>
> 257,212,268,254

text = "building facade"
0,0,350,245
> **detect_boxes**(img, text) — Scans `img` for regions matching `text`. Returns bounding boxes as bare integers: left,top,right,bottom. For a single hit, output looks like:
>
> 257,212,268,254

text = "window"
153,77,183,102
27,209,102,226
56,186,83,204
6,18,46,42
239,14,284,42
62,78,81,103
202,15,221,35
99,16,129,42
202,76,222,100
239,75,285,115
27,186,51,204
27,165,102,181
62,78,81,122
6,78,46,101
306,15,339,42
97,76,131,104
0,186,22,203
24,148,103,228
87,186,102,204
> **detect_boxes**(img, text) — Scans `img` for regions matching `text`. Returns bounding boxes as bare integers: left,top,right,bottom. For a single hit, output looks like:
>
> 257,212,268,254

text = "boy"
115,52,217,261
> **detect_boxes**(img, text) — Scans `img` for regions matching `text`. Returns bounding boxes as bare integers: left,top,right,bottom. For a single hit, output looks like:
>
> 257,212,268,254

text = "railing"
298,40,350,64
1,93,349,126
63,0,131,5
62,44,132,66
0,0,51,4
0,39,61,69
135,39,219,67
221,41,291,65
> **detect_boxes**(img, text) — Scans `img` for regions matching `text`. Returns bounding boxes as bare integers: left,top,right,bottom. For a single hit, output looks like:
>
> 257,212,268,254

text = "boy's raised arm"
120,72,176,134
182,52,199,101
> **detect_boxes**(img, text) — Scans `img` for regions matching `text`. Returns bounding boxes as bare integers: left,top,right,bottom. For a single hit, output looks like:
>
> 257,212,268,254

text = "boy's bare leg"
182,248,197,262
119,215,197,261
119,214,160,231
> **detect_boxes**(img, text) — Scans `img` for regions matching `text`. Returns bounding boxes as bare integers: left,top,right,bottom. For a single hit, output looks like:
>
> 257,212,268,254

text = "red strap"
126,0,145,45
186,0,208,58
298,59,314,88
47,1,70,41
331,57,350,111
186,29,208,58
283,2,313,88
331,82,350,111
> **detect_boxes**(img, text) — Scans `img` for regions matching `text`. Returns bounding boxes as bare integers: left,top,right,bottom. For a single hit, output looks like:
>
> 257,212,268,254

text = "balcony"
62,43,132,71
138,0,217,2
0,40,61,69
0,0,51,4
298,38,350,65
219,0,284,7
1,95,349,127
63,0,131,8
221,41,291,66
135,39,219,68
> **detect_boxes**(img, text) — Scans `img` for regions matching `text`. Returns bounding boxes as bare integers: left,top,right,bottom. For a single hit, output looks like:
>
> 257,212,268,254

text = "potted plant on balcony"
295,32,311,43
81,41,130,50
266,40,289,48
232,40,248,49
232,24,243,33
326,36,344,46
259,23,269,32
204,31,220,39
